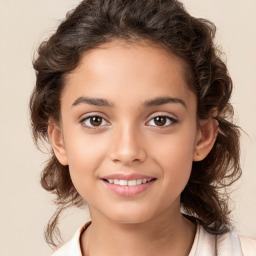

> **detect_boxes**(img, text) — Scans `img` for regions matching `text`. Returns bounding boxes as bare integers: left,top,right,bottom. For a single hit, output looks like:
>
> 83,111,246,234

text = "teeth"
128,180,136,186
137,179,142,185
120,180,128,186
106,178,152,186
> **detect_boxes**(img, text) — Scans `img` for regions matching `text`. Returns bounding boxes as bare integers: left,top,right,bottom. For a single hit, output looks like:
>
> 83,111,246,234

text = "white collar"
52,222,244,256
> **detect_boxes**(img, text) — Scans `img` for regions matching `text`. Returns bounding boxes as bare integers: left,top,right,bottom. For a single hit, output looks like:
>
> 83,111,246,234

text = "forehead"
68,40,189,83
63,39,196,110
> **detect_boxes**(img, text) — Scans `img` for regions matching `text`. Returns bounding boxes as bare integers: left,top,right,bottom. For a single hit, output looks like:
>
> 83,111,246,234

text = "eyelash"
80,114,178,130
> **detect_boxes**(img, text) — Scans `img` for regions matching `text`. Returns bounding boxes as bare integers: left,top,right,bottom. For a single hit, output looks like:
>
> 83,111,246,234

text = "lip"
101,173,156,197
102,173,155,180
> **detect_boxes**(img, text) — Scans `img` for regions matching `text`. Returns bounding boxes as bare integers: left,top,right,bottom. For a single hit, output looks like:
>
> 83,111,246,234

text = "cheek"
63,120,108,164
66,135,105,164
63,129,108,194
150,129,197,187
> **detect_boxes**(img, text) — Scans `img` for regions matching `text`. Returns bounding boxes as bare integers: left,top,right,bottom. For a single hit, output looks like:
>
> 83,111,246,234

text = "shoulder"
239,235,256,256
218,230,256,256
51,222,91,256
196,225,256,256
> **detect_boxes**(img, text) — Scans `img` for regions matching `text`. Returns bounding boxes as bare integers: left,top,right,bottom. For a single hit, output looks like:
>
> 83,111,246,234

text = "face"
51,40,213,225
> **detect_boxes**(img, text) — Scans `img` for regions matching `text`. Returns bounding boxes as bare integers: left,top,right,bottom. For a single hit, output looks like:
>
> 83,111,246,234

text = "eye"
81,115,109,128
147,115,177,127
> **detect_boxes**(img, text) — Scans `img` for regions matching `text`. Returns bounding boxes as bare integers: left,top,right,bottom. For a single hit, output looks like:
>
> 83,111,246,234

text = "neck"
81,205,196,256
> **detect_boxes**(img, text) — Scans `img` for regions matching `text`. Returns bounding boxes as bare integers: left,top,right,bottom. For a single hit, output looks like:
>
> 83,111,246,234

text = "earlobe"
193,118,219,162
48,121,68,166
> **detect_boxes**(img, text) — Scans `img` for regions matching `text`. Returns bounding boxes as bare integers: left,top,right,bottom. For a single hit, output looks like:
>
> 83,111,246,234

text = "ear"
48,121,68,166
193,117,219,162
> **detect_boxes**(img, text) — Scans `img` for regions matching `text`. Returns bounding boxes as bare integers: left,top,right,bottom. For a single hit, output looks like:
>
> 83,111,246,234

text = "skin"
49,39,218,256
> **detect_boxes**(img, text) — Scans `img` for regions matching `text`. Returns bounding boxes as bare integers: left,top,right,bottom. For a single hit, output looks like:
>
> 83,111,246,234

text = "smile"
105,178,154,186
102,177,157,196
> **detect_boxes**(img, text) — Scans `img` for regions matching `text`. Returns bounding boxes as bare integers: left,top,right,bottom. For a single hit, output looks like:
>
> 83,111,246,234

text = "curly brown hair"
30,0,241,247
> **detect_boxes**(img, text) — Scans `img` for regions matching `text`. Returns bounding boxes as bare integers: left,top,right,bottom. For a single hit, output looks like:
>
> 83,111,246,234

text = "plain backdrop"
0,1,255,255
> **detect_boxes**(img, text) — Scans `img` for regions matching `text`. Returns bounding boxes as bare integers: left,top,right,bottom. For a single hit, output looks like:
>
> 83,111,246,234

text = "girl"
30,0,256,255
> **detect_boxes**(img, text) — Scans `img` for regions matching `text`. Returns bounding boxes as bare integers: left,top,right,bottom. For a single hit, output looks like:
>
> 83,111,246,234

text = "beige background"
0,0,255,255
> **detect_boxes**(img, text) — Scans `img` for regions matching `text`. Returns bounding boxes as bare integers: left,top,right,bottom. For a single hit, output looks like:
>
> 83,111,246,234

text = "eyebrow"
72,97,114,107
72,96,187,109
143,96,187,109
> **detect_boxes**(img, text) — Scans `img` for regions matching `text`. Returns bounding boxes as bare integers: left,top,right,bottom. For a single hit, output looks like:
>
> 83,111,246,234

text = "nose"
109,123,147,165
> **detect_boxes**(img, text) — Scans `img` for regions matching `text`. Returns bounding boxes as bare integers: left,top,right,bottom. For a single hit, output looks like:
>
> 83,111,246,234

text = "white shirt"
52,222,256,256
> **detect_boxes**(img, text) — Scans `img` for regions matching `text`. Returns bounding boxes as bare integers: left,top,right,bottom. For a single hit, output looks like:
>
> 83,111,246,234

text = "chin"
104,205,155,225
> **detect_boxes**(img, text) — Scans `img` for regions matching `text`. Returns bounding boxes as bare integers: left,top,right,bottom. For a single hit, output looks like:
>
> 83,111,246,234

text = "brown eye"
147,115,177,128
81,115,109,128
90,116,103,126
154,116,168,126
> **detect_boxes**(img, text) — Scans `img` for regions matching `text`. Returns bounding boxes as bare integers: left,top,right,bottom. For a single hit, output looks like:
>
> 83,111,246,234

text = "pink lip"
101,173,156,197
102,173,154,180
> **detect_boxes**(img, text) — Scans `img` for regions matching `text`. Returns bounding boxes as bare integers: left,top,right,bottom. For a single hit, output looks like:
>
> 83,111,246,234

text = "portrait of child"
0,0,255,255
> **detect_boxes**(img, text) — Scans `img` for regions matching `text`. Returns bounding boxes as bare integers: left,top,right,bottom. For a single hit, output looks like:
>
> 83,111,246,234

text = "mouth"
101,176,157,196
102,178,156,186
